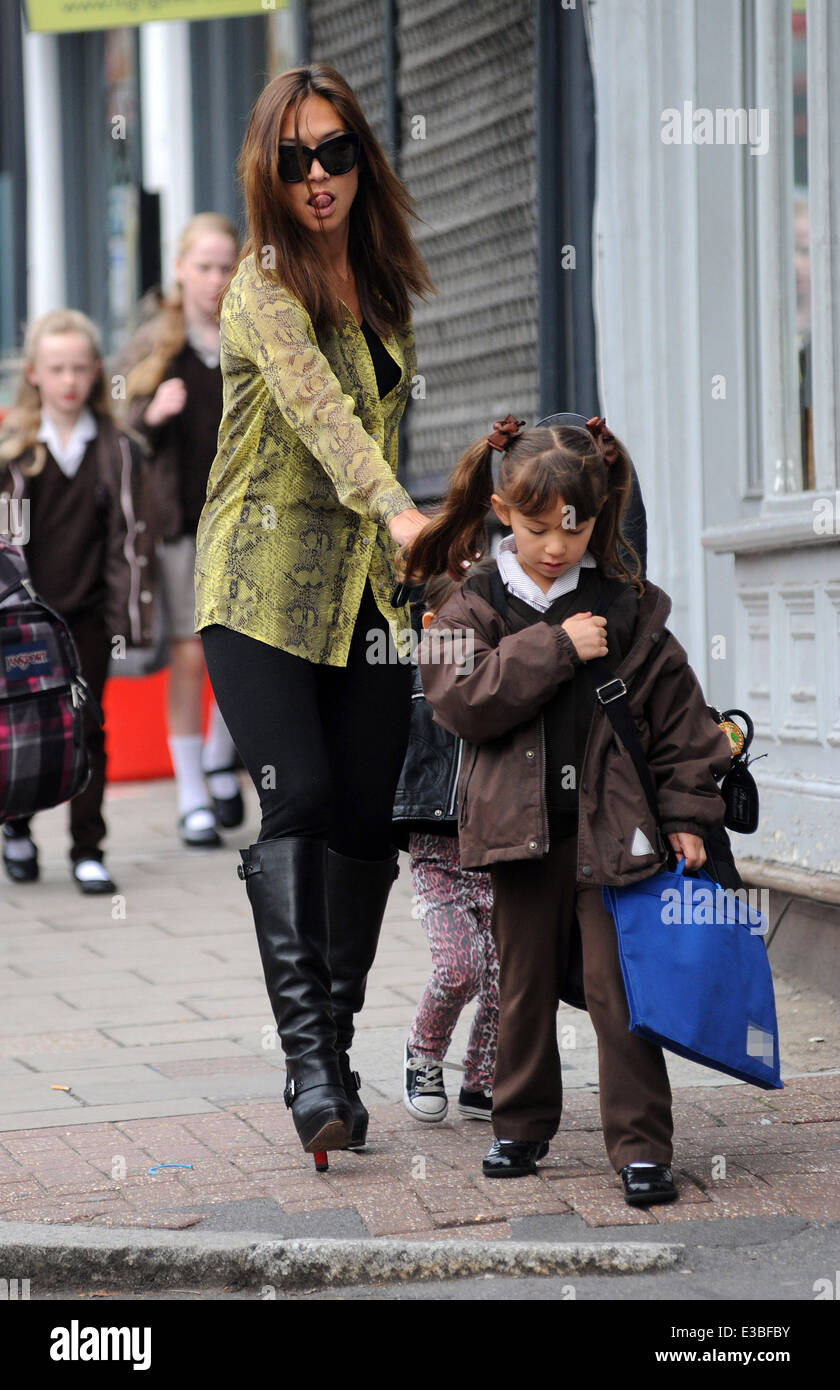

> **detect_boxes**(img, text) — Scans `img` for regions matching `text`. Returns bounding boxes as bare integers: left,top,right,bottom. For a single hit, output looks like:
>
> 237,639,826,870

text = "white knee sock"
168,734,209,817
201,702,240,799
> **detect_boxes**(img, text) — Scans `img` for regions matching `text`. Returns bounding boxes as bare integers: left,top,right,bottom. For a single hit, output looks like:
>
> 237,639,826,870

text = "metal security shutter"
307,0,387,145
397,0,538,499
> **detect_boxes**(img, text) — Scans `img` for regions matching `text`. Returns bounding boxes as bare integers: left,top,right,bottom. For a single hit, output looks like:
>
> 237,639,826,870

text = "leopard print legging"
407,832,498,1091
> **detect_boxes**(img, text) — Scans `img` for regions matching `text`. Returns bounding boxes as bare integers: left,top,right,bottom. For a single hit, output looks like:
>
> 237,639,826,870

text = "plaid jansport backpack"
0,540,103,822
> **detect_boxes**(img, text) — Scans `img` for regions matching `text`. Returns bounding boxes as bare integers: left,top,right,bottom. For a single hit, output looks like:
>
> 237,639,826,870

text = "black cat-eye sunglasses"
277,132,361,183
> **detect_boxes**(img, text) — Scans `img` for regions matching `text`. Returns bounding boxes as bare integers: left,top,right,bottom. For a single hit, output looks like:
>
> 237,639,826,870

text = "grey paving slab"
120,978,267,1002
0,999,100,1036
0,1080,85,1115
38,1002,207,1030
50,1072,287,1109
0,1059,32,1078
0,970,151,998
0,1031,118,1060
17,1040,256,1072
0,1098,221,1133
99,1017,273,1048
124,962,252,985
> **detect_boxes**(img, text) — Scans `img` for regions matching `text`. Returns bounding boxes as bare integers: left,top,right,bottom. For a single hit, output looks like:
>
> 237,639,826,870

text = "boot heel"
313,1151,329,1172
303,1116,352,1152
285,1074,352,1154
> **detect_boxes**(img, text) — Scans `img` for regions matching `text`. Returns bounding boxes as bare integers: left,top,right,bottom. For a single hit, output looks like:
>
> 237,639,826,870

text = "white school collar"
496,533,597,612
37,407,98,479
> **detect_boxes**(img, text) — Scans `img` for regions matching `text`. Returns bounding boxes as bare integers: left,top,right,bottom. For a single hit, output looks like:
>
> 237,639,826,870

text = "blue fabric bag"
602,860,782,1089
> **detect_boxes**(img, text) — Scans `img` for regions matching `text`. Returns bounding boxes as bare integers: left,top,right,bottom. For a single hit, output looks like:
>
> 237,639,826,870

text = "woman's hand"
668,832,706,872
144,378,187,429
388,507,429,550
389,507,431,579
561,611,608,662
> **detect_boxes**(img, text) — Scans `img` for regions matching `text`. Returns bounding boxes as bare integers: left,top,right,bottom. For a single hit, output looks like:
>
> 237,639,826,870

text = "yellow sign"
26,0,284,33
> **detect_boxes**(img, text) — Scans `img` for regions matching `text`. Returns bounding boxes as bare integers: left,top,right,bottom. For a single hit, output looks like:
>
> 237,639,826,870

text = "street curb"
0,1224,684,1290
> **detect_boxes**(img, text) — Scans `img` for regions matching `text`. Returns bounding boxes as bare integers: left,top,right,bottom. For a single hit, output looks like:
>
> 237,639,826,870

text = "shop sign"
26,0,284,33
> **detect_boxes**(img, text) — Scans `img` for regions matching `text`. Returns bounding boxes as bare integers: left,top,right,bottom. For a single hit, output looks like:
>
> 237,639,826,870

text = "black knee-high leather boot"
327,846,400,1148
238,838,352,1160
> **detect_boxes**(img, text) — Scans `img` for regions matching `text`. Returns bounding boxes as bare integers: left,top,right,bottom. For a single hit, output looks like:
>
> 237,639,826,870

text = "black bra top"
360,318,401,399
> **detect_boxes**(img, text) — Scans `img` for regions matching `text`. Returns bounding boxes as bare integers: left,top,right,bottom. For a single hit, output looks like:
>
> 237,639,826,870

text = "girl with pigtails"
409,415,731,1204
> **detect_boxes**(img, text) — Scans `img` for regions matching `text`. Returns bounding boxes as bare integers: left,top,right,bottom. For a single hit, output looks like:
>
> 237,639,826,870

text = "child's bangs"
506,452,602,522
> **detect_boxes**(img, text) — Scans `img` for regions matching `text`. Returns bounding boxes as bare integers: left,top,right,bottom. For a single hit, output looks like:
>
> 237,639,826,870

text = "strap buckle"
284,1079,296,1107
595,677,627,706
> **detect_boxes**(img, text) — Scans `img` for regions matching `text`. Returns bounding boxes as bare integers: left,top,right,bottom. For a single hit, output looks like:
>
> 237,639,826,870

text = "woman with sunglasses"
195,65,434,1168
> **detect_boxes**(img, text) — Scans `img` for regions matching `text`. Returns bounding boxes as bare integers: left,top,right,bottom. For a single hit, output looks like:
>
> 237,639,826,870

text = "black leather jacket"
392,598,463,848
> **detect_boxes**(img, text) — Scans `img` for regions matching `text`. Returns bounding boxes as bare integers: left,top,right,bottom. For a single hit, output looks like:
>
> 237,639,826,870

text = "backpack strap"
488,565,509,619
584,651,660,825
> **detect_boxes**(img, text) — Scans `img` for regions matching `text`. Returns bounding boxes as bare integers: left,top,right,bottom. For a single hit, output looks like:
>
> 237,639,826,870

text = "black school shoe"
2,826,39,883
212,790,244,829
482,1138,550,1179
179,808,222,848
72,859,118,895
204,764,245,829
620,1164,678,1206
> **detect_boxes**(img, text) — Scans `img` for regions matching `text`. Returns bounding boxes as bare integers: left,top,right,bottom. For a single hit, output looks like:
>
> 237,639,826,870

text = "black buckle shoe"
620,1164,678,1206
482,1138,550,1179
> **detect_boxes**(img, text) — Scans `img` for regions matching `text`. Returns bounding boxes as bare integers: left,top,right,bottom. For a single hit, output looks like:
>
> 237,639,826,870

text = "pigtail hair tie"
585,415,620,464
487,414,526,452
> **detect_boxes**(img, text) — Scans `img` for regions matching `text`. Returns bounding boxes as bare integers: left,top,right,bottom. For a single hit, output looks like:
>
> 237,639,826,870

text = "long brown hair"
403,424,644,594
227,63,435,337
123,212,238,402
0,309,114,475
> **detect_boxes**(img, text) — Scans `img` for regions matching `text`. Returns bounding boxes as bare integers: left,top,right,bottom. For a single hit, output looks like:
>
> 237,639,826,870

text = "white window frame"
706,0,840,553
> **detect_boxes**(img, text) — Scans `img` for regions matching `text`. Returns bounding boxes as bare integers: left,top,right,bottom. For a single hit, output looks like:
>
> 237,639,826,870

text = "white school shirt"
36,407,98,479
495,533,597,612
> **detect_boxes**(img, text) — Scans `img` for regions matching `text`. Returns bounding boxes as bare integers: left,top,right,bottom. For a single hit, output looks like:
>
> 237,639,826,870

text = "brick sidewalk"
1,778,838,1236
1,1080,839,1237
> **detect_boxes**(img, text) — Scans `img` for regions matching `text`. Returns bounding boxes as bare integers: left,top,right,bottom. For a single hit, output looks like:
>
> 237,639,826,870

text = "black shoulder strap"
579,577,659,819
488,565,508,618
590,578,628,618
584,651,660,827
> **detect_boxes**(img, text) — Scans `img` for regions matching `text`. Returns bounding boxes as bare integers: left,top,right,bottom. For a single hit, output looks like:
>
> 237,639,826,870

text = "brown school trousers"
489,833,674,1171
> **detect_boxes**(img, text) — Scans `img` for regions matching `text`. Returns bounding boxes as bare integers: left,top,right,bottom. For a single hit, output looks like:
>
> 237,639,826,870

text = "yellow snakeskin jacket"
194,253,416,665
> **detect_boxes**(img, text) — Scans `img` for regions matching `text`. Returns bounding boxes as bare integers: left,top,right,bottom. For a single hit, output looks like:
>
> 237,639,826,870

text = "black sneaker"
458,1085,493,1120
403,1041,448,1122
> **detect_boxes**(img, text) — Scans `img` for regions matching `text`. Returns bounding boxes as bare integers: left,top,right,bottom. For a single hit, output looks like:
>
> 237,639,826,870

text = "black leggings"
201,581,412,860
